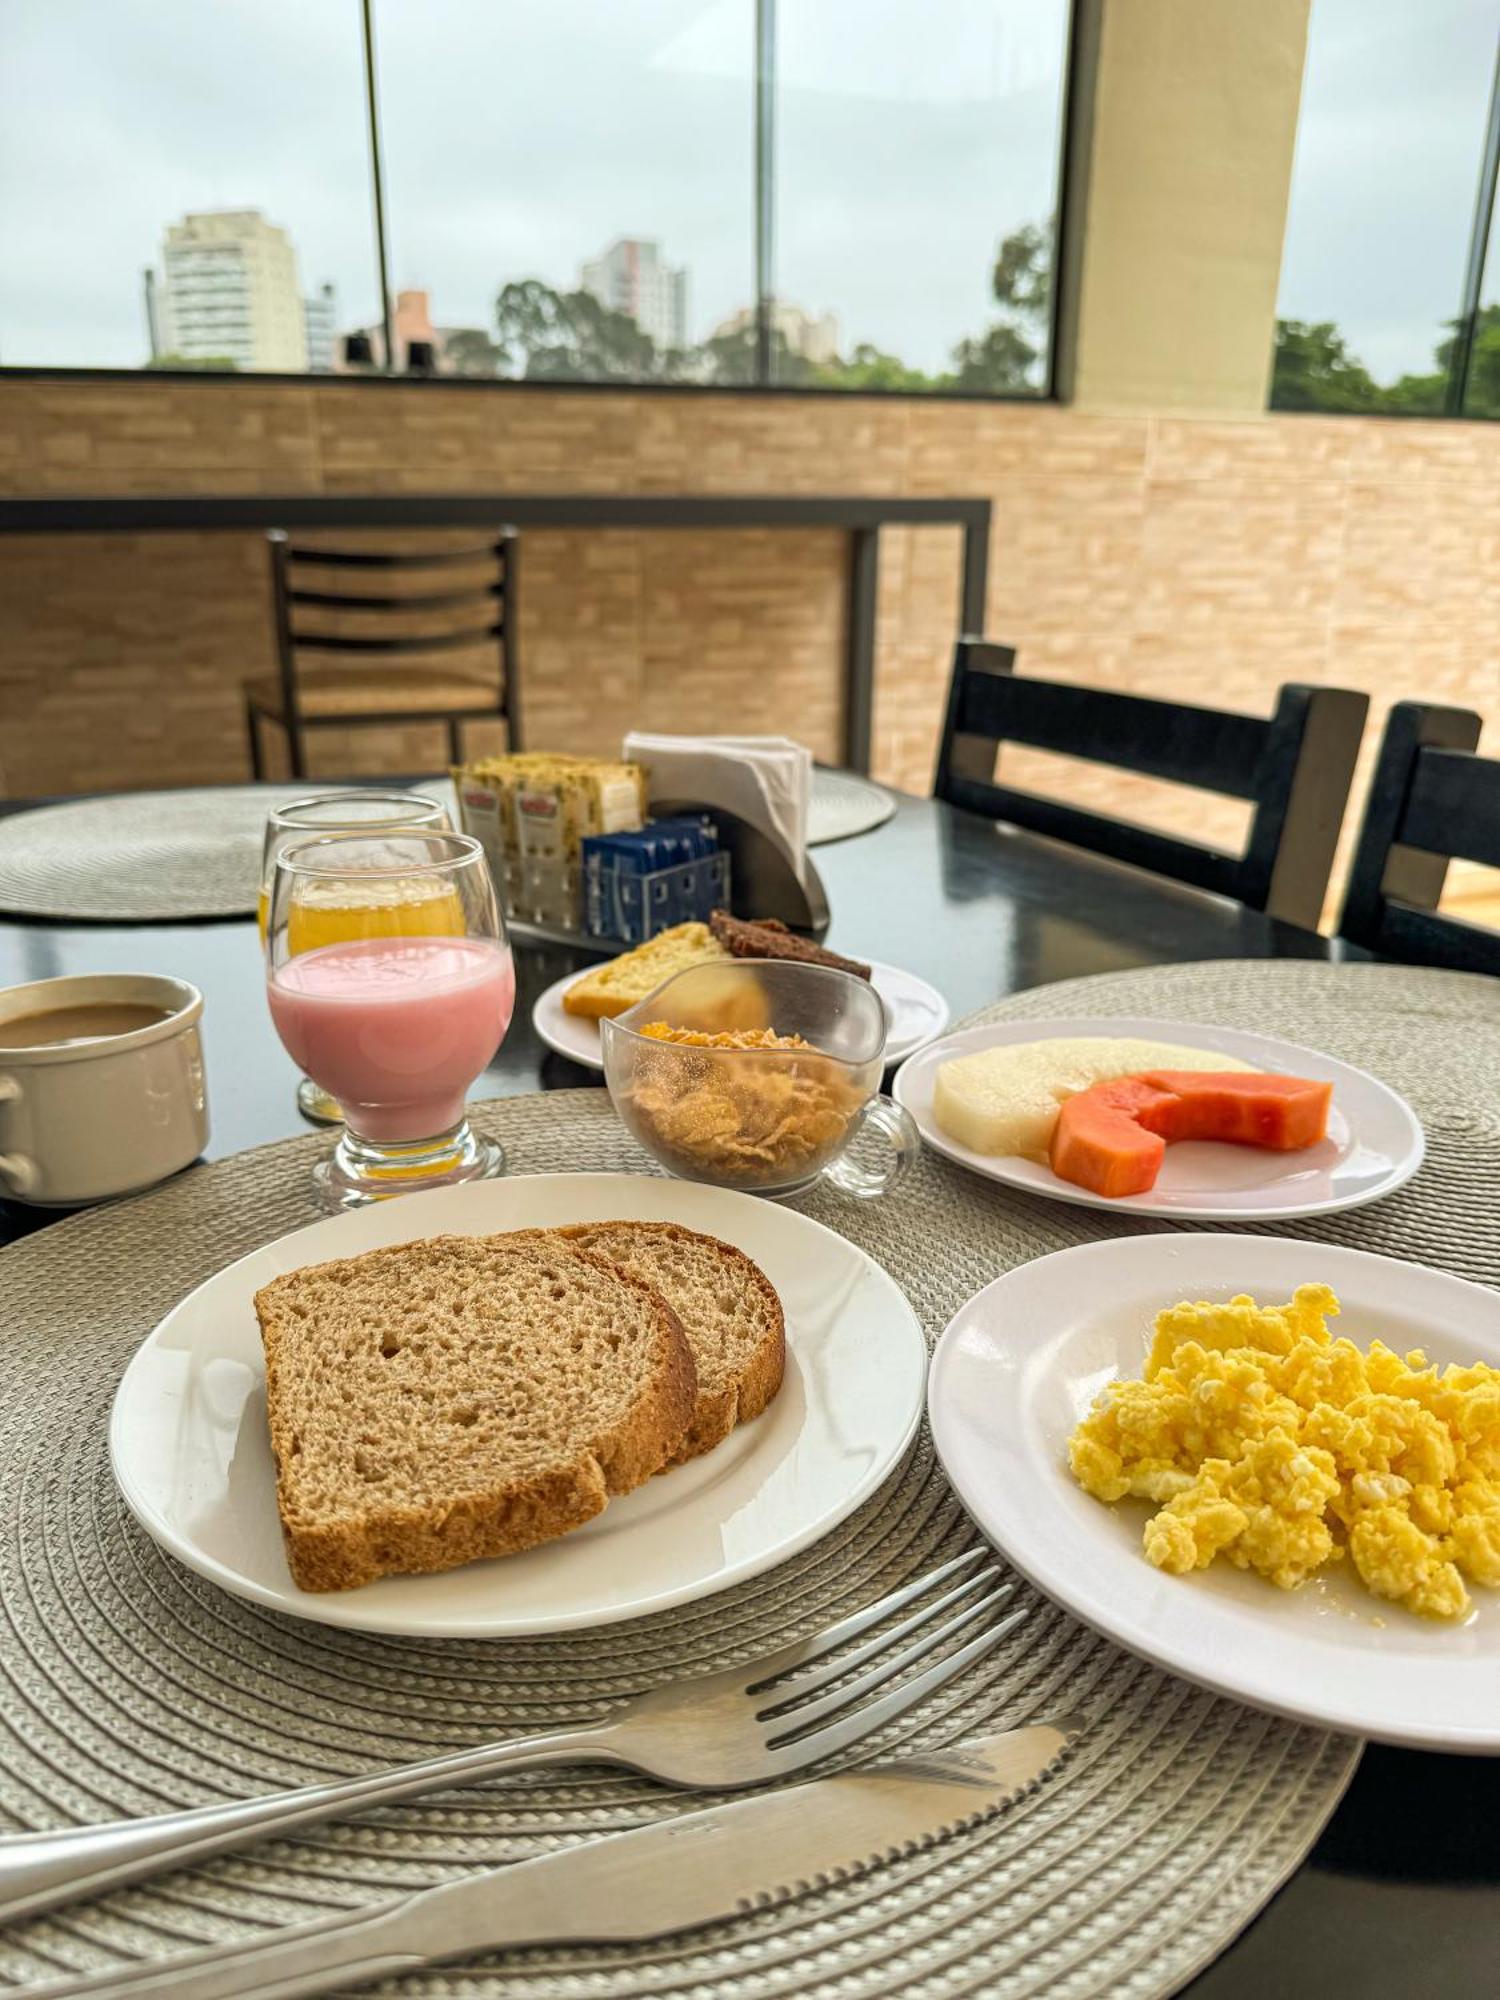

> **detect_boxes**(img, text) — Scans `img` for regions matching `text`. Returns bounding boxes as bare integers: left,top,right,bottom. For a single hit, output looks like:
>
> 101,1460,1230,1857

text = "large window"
0,0,1072,395
0,0,381,373
1272,0,1500,417
771,1,1069,393
376,0,755,385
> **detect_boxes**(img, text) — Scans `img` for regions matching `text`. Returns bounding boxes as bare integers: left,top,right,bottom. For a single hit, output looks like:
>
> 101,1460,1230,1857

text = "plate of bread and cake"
108,1174,927,1636
533,909,950,1071
893,1015,1423,1222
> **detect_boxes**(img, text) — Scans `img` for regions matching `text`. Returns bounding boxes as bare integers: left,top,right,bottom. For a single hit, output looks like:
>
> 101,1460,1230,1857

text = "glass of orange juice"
260,792,452,1123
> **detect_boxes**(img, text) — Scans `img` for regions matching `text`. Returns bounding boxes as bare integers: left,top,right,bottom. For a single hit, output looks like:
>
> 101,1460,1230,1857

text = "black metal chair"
245,530,519,779
933,638,1368,930
1338,701,1499,975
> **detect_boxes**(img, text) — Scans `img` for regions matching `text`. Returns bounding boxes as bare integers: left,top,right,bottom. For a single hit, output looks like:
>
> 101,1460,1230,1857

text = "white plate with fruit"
893,1015,1423,1222
533,918,949,1072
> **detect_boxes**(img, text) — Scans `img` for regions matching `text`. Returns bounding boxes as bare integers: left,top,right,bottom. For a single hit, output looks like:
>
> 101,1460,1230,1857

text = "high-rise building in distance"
303,282,339,373
578,238,688,351
150,210,308,371
711,301,841,365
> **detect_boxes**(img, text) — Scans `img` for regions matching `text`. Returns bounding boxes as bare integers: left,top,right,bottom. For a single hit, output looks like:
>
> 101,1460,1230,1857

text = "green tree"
1271,308,1500,418
944,219,1051,392
949,323,1038,392
695,320,820,387
1457,304,1500,418
991,222,1051,321
144,352,238,371
1397,304,1500,418
816,342,935,391
442,326,502,377
1269,320,1383,411
1381,364,1446,414
493,279,660,382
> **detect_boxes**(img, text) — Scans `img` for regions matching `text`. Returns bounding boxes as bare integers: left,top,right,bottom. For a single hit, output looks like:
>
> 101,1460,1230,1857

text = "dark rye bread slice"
554,1222,785,1460
708,910,871,981
253,1230,696,1592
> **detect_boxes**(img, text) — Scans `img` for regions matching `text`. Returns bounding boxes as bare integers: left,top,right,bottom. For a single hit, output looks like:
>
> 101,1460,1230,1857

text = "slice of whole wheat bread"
553,1222,785,1460
253,1229,696,1592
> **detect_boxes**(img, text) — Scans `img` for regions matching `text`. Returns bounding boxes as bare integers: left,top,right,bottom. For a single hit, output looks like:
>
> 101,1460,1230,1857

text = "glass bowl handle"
821,1093,920,1200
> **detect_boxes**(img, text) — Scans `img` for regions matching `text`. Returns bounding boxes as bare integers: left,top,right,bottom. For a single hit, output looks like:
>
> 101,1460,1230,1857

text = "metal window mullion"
360,0,396,373
754,0,776,387
1446,26,1500,416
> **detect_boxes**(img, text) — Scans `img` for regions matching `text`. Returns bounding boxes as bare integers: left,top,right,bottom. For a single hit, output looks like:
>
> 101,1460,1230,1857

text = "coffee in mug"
0,1002,175,1050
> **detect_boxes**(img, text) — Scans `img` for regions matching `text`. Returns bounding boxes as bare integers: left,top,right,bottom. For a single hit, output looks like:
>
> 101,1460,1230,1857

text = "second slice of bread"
254,1229,696,1592
554,1221,785,1459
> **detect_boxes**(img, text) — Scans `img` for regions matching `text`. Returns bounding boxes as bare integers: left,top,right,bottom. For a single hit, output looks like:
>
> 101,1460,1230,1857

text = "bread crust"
254,1231,696,1593
554,1221,786,1460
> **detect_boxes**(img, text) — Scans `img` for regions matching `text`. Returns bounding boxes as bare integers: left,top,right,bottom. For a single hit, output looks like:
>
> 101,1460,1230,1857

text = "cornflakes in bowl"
602,960,910,1195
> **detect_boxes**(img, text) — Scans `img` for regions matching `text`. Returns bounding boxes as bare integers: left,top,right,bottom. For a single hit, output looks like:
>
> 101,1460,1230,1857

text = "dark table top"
0,788,1493,1997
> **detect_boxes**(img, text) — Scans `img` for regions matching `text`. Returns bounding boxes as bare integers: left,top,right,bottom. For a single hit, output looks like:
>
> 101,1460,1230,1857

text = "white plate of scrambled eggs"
929,1234,1500,1751
894,1016,1424,1221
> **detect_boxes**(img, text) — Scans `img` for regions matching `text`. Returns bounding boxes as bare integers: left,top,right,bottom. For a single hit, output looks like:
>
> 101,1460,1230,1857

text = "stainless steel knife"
30,1720,1076,2000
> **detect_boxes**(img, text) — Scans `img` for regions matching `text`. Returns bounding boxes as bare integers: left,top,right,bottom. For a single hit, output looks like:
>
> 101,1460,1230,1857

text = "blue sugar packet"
583,817,724,941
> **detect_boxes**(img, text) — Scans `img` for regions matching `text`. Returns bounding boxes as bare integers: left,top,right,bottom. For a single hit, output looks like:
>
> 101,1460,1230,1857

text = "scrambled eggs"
1068,1285,1500,1620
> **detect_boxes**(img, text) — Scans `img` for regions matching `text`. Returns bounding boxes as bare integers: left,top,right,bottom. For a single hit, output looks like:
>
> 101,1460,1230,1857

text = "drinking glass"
265,831,514,1208
259,791,451,1124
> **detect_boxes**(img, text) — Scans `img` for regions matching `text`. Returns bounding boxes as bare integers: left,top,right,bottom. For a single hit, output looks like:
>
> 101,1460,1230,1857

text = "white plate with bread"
534,918,949,1071
893,1016,1423,1222
109,1173,927,1636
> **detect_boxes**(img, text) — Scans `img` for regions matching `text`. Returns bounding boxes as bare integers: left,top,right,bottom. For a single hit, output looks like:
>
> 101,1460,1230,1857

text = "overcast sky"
1279,0,1500,381
1,0,1496,382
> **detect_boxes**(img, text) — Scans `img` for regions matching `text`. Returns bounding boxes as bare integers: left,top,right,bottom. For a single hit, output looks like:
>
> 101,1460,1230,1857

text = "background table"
0,787,1495,1997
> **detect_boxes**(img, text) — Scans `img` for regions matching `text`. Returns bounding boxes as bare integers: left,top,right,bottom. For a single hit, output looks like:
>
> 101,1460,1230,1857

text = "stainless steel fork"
0,1548,1021,1926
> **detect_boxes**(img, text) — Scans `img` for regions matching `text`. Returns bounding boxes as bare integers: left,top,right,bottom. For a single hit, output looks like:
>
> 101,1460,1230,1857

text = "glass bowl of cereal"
600,959,918,1198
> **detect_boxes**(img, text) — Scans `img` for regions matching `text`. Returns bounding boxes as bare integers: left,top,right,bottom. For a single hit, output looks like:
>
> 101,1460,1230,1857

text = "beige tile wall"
0,378,1496,913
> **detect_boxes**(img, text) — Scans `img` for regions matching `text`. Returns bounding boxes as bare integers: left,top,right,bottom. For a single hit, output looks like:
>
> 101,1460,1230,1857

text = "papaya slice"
1139,1071,1333,1152
1049,1071,1332,1198
1047,1076,1177,1199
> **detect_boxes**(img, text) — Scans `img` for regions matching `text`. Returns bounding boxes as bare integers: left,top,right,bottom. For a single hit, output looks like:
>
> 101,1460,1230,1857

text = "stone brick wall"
1,378,1496,910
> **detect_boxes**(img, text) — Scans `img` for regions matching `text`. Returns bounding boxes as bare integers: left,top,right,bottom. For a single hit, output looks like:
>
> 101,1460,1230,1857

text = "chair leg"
246,703,265,780
447,718,464,766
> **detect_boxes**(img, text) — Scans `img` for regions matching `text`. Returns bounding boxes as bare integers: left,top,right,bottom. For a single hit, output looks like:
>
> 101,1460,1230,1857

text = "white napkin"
623,732,814,885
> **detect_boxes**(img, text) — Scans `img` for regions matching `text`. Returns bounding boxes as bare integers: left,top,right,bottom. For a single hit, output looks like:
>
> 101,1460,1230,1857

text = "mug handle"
0,1075,36,1197
820,1093,920,1200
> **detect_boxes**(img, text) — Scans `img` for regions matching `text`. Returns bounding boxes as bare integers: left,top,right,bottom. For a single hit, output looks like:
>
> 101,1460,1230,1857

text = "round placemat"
10,959,1487,1998
0,782,456,923
808,768,897,845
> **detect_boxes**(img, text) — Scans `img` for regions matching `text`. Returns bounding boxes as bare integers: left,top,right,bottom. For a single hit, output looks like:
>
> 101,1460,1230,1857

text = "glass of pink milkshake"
265,831,515,1208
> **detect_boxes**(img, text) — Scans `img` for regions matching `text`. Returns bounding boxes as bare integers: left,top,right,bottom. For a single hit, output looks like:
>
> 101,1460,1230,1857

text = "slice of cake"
708,910,871,981
562,922,728,1020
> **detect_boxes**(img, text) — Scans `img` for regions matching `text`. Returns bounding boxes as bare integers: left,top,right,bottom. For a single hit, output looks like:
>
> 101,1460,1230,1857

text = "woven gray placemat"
0,783,457,923
9,956,1490,1996
808,770,897,846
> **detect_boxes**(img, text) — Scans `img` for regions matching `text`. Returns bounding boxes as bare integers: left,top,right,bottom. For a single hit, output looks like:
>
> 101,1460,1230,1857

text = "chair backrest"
933,640,1368,930
1339,701,1499,974
267,530,514,714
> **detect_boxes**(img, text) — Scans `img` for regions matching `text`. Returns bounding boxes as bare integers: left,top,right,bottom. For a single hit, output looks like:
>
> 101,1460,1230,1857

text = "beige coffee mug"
0,973,209,1206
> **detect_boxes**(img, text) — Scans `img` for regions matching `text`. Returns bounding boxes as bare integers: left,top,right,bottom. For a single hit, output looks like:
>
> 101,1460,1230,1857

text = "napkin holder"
654,800,830,940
